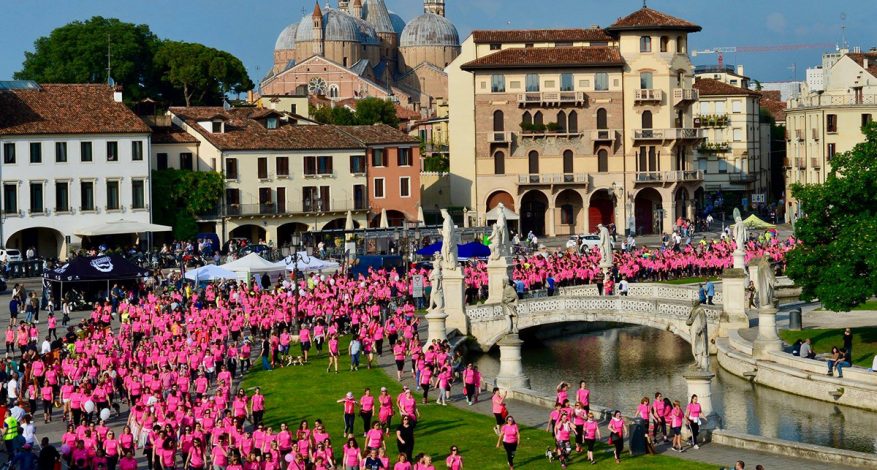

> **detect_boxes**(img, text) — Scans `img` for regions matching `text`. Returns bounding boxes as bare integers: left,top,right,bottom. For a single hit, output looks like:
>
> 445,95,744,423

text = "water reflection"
474,324,877,453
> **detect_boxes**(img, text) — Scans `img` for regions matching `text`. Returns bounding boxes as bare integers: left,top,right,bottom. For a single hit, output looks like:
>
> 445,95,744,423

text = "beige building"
448,6,705,236
784,49,877,222
692,78,771,206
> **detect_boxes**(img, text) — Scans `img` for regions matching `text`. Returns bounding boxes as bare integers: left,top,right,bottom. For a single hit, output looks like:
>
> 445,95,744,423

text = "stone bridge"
464,283,724,350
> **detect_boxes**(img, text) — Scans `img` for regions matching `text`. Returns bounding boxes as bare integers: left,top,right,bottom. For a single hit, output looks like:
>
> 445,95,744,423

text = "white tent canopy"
185,264,237,282
485,205,520,221
74,219,172,236
275,252,340,272
221,253,284,274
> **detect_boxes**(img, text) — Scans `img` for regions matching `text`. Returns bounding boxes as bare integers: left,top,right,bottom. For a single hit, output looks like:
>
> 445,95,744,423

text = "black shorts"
395,360,405,371
585,438,596,452
494,413,504,425
301,341,311,351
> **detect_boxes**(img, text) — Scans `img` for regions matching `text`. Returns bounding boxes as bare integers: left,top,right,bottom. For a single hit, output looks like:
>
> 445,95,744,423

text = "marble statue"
496,202,509,247
597,224,613,265
686,301,711,371
502,282,519,334
733,208,747,253
428,253,444,312
753,256,776,308
488,223,502,261
440,209,458,269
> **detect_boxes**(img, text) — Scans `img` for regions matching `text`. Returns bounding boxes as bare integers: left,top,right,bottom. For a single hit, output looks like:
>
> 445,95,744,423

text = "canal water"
474,324,877,453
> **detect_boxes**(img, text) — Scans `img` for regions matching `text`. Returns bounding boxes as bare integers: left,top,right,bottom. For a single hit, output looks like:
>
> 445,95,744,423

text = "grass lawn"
780,327,877,367
851,300,877,311
658,277,718,285
243,341,713,469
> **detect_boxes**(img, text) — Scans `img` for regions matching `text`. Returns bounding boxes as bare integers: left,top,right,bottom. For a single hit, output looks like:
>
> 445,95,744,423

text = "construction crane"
691,43,836,69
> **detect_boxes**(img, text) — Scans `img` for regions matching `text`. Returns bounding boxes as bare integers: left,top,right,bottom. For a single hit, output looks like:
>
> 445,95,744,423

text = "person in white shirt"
618,278,629,296
799,338,814,359
40,337,52,355
6,375,19,406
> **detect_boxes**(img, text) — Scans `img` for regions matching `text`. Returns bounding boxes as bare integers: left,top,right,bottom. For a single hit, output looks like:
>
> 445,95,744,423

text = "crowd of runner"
0,237,795,469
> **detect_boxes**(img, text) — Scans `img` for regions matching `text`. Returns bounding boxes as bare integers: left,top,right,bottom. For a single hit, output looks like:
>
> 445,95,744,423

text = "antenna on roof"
840,13,848,50
106,33,113,86
643,0,648,8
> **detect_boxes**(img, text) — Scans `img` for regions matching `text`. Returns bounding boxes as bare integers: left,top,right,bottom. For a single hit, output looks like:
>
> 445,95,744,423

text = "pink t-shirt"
501,424,518,444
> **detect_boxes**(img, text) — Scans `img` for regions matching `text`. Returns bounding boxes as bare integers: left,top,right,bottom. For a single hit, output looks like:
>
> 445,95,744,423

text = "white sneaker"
693,444,699,449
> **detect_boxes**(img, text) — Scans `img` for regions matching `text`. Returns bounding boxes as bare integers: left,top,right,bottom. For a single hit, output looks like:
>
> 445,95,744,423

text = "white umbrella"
185,264,237,282
379,208,389,228
417,204,425,227
75,219,172,236
485,205,520,221
277,252,340,272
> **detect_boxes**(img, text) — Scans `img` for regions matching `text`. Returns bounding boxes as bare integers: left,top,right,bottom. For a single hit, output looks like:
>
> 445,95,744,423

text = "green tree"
786,122,877,311
354,97,399,127
312,106,356,125
153,40,253,106
15,17,159,101
151,169,224,240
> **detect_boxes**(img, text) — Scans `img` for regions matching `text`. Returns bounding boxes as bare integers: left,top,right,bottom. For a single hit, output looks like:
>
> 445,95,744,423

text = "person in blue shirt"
705,280,715,305
513,279,525,299
546,275,556,297
698,284,707,304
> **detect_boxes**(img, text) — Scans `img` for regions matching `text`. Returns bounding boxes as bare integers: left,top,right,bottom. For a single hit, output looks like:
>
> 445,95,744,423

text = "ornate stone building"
263,0,460,114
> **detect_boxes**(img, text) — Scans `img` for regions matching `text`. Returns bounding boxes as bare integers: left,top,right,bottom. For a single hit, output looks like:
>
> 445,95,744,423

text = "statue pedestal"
442,266,468,334
753,304,783,359
599,261,613,292
486,256,512,305
719,268,749,337
424,309,448,348
496,334,530,390
683,370,720,428
733,250,746,270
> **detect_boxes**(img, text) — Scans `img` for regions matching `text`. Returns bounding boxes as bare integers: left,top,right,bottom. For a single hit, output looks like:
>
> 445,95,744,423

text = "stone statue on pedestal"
597,223,613,266
428,253,444,312
733,208,747,253
502,281,519,334
440,209,458,269
753,256,776,308
686,302,711,372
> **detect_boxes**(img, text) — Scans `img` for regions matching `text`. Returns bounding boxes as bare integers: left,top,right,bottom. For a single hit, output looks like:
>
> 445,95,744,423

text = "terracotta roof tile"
760,98,787,123
694,78,760,97
0,84,150,136
461,46,623,70
472,28,613,44
761,90,782,102
151,125,200,144
607,7,701,32
170,107,366,151
339,124,419,145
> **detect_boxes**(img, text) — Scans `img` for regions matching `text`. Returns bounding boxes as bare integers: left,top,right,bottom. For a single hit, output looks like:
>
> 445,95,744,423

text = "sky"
1,0,875,86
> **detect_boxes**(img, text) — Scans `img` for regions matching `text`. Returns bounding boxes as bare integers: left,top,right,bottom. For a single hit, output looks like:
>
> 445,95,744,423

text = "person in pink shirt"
337,392,357,436
685,394,703,449
359,387,375,434
669,400,686,452
582,412,601,464
392,453,411,470
608,410,626,464
490,388,507,435
444,446,462,470
495,415,519,470
250,387,265,428
365,422,385,451
326,334,340,374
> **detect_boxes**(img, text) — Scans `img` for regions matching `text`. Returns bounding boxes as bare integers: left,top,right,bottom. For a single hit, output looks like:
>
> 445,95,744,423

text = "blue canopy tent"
415,241,490,260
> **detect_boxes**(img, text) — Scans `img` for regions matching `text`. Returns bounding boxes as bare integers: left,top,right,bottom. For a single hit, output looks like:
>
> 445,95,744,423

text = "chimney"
247,90,255,103
865,58,870,69
737,65,744,76
113,85,123,103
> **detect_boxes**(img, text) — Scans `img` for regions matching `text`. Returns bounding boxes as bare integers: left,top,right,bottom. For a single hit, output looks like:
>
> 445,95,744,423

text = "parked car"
239,244,271,257
576,234,616,253
0,248,23,262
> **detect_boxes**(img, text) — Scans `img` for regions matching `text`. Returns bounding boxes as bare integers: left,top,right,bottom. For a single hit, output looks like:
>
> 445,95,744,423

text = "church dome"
388,11,406,35
274,23,298,50
400,13,460,47
362,0,394,34
294,8,380,45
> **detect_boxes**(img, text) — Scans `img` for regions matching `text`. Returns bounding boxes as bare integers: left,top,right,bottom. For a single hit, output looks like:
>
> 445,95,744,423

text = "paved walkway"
375,325,863,469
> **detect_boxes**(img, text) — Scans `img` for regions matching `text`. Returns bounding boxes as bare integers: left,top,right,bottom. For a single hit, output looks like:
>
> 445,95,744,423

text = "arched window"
640,36,652,52
494,151,505,175
563,150,574,181
596,108,607,129
328,84,339,98
676,36,685,53
522,111,532,128
493,110,504,131
556,111,566,133
560,204,574,225
598,149,609,173
534,111,544,127
641,110,653,129
567,110,578,133
528,151,539,182
660,36,669,52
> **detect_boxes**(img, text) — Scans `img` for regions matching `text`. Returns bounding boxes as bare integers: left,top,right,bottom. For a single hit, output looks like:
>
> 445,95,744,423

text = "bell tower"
312,2,324,56
424,0,445,17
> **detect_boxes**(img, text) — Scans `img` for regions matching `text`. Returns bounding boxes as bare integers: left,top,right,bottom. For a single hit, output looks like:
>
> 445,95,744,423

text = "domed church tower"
362,0,399,77
424,0,445,16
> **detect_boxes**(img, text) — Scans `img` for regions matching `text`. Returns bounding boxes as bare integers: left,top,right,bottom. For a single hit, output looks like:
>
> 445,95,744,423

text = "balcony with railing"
633,128,703,141
488,131,512,144
518,130,585,140
223,199,367,217
673,88,699,106
518,173,588,185
789,93,877,109
728,172,755,184
811,158,821,169
590,129,618,142
635,170,704,184
517,91,587,106
634,89,663,103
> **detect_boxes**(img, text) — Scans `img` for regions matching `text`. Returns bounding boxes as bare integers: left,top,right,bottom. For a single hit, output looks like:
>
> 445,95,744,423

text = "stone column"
753,304,783,359
496,334,530,390
424,309,448,347
683,370,717,418
442,266,468,334
547,202,557,237
686,199,696,222
486,256,512,305
718,268,748,337
733,249,746,270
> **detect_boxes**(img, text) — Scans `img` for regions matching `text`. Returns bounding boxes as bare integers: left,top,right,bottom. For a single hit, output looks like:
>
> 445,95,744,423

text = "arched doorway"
5,227,64,259
520,190,548,236
675,187,689,222
486,191,515,211
230,224,267,244
321,218,349,231
635,188,664,235
588,190,615,233
277,222,309,247
555,189,583,235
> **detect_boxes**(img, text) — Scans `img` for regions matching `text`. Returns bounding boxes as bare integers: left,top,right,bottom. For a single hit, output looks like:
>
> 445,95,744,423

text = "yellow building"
784,49,877,222
448,6,704,236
